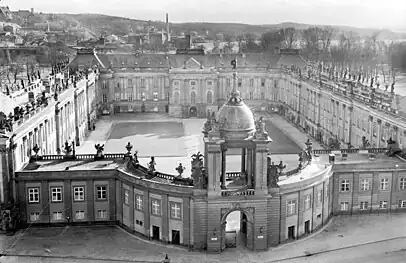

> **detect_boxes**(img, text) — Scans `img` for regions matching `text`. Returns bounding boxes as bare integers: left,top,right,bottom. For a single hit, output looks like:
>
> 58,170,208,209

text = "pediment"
185,57,201,69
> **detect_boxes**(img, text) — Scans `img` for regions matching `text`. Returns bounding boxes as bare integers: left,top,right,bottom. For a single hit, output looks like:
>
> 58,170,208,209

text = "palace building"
1,48,406,251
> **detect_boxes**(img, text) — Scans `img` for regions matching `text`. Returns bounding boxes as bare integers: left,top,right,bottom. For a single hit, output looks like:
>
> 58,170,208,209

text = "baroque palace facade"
1,48,406,252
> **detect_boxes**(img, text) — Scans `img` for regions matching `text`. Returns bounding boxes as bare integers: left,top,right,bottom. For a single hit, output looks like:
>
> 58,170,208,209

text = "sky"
3,0,406,30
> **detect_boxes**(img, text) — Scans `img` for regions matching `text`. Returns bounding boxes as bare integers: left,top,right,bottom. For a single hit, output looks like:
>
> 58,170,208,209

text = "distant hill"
35,13,405,41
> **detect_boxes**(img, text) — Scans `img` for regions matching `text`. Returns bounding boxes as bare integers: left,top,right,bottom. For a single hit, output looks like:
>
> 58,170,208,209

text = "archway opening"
222,211,248,250
189,106,197,117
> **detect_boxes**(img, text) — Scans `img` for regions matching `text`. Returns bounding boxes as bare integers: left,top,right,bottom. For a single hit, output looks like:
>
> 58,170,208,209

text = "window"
191,91,196,104
114,93,120,101
141,78,145,87
141,92,146,101
128,90,133,101
304,195,311,210
398,200,406,208
165,92,170,101
102,80,107,89
124,190,129,205
360,178,370,191
53,212,63,220
173,92,180,104
135,195,143,210
135,220,143,226
28,188,40,203
360,201,369,210
380,178,389,191
400,178,406,190
261,78,265,87
207,91,213,104
190,81,196,86
340,202,349,211
317,191,322,206
207,81,213,86
51,187,63,202
226,78,231,87
249,78,254,87
341,180,350,192
260,92,265,100
170,203,182,219
379,201,388,209
75,210,85,220
30,212,40,222
153,92,159,101
287,200,296,215
96,186,107,200
127,79,132,88
73,186,85,201
98,210,108,219
238,78,242,87
173,81,179,86
151,199,161,216
249,92,253,100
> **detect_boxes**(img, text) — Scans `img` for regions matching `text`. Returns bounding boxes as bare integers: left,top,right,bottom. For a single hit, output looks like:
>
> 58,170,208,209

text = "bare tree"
223,34,235,54
319,26,337,60
280,27,298,49
300,27,323,59
260,30,284,53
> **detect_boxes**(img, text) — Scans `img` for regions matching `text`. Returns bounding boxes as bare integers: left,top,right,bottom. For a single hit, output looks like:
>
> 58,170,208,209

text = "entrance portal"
141,104,146,113
221,211,250,250
189,106,197,117
152,225,160,240
171,230,180,245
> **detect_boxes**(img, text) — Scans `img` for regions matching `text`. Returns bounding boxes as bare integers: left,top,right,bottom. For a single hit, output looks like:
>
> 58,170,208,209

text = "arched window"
207,91,213,104
173,92,180,104
191,91,196,105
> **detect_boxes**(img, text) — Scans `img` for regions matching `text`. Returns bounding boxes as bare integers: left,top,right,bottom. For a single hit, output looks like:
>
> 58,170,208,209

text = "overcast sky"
4,0,406,30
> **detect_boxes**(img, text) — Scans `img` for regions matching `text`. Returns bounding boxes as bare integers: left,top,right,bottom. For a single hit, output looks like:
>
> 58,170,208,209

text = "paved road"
269,237,406,263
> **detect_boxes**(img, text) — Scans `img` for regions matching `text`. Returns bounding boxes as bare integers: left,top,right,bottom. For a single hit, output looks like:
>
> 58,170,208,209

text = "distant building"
0,5,12,20
12,9,34,25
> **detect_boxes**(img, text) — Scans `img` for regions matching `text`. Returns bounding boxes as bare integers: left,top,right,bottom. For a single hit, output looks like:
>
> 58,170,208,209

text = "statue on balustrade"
148,157,156,173
267,155,279,188
254,116,268,139
63,141,73,156
175,163,185,178
391,82,395,93
94,143,105,160
361,136,370,149
0,112,13,133
191,152,207,189
386,137,401,157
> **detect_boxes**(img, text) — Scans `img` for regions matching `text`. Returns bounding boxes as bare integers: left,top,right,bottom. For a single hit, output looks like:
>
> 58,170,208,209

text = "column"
254,143,269,195
38,125,43,154
206,141,222,197
55,106,61,152
221,147,226,189
246,149,252,188
74,92,79,146
44,120,49,154
376,119,382,148
241,148,246,174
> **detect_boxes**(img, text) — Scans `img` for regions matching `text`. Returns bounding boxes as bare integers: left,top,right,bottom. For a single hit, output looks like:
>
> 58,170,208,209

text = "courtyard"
1,214,406,263
77,113,303,175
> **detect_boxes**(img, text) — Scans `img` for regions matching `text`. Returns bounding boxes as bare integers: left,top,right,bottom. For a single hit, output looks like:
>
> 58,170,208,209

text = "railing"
312,148,387,155
155,172,176,181
226,172,242,178
221,187,255,197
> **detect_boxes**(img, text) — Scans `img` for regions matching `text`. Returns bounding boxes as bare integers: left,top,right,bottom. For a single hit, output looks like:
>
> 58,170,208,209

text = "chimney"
166,13,170,43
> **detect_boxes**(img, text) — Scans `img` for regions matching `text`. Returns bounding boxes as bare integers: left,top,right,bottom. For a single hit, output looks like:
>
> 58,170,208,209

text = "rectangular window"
53,212,63,220
238,78,242,87
51,187,63,202
135,195,143,210
28,188,40,203
360,178,370,191
304,195,311,210
73,186,85,201
226,78,231,87
379,201,388,209
287,200,296,216
30,212,40,222
151,199,161,216
380,178,389,191
260,92,265,100
400,178,406,190
135,219,143,226
261,78,265,87
75,210,85,220
249,78,254,87
97,210,108,219
153,92,159,101
360,201,369,210
399,200,406,208
127,79,132,88
141,92,146,101
341,180,350,192
141,78,145,87
165,92,170,101
124,190,129,205
114,93,120,101
96,186,107,200
170,202,182,219
249,92,253,100
207,81,213,85
340,202,349,211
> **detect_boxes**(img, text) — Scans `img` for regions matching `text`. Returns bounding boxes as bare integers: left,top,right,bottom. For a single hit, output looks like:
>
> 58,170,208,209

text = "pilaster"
206,140,222,198
253,141,269,196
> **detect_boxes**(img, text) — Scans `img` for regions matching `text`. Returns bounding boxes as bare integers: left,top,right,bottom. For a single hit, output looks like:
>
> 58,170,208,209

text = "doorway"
189,106,197,117
141,104,146,113
288,226,295,240
171,230,180,245
165,105,169,113
304,220,310,234
152,225,160,240
222,210,250,250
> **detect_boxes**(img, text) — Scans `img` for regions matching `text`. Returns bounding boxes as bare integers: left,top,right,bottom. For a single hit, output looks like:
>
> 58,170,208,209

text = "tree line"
219,27,406,72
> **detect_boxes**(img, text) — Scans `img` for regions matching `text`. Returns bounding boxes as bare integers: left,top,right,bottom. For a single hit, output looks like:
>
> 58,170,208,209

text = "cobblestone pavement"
1,214,406,263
